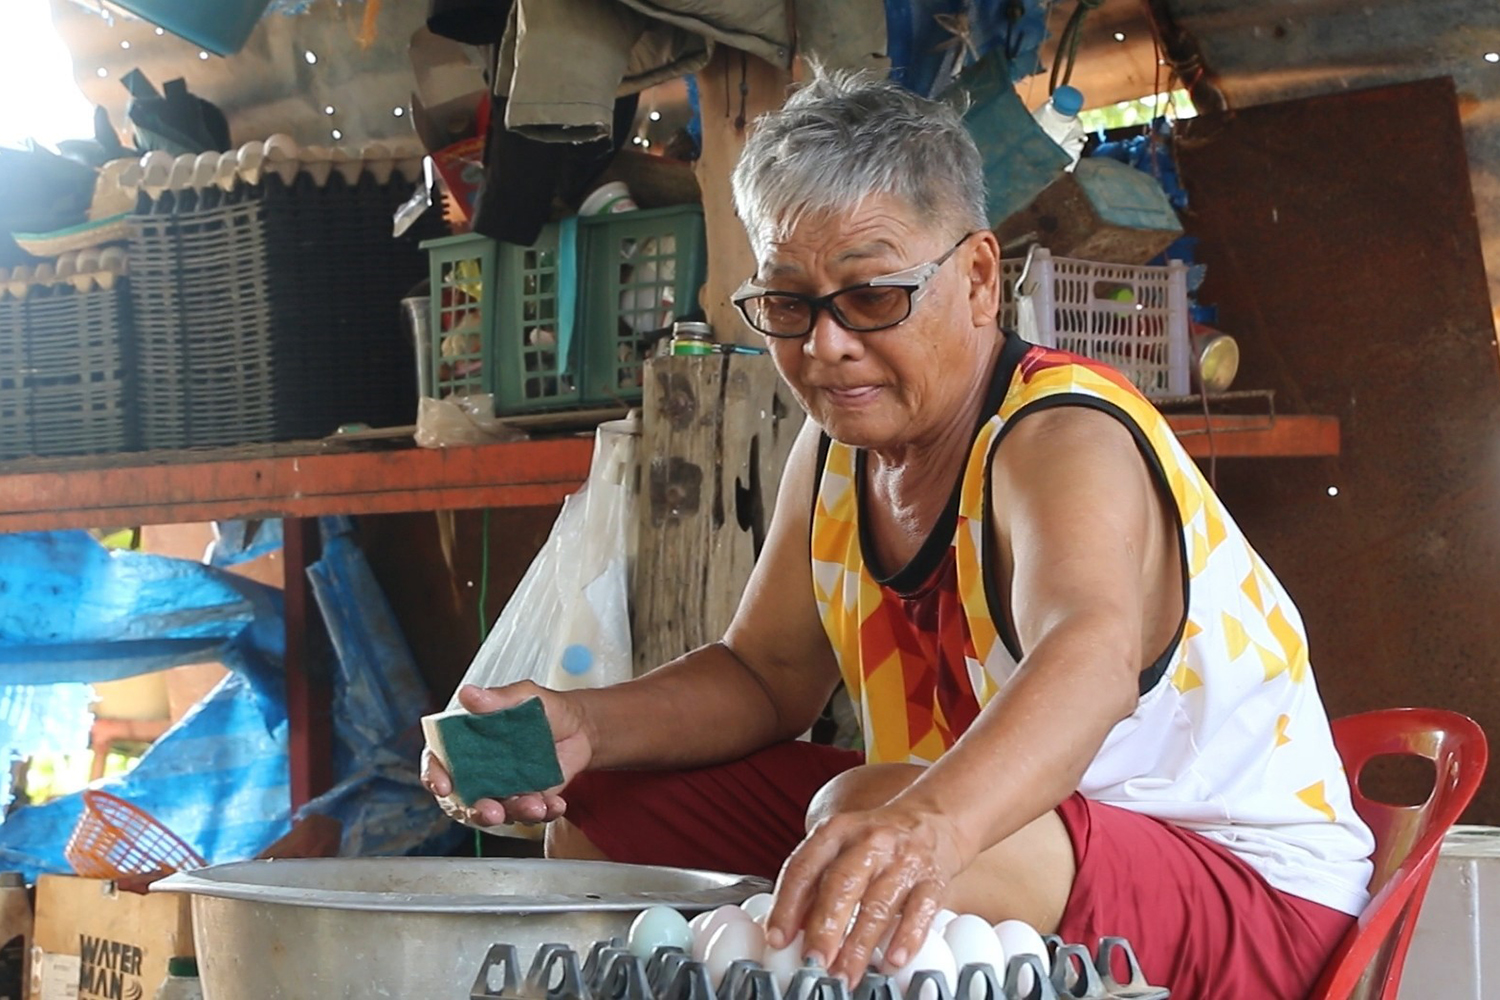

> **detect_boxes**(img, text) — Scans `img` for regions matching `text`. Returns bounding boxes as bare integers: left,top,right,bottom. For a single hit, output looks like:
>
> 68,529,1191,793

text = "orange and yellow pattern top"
809,334,1375,916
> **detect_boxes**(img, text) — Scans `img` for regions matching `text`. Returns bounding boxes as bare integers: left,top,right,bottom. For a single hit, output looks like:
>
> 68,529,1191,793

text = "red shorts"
564,742,1355,998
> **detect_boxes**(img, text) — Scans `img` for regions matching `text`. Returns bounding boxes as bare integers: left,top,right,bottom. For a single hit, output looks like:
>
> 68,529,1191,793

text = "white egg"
992,920,1049,996
693,904,753,961
627,905,693,960
943,915,1007,1000
761,930,806,991
872,911,952,969
703,918,766,988
891,930,957,1000
739,892,775,922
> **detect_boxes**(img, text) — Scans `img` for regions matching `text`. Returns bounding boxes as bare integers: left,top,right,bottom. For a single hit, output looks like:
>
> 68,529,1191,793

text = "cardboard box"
28,877,192,1000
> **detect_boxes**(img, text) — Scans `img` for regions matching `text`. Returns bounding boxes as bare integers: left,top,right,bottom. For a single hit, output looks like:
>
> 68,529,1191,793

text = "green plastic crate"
423,232,496,400
578,205,706,407
421,204,705,416
494,227,578,413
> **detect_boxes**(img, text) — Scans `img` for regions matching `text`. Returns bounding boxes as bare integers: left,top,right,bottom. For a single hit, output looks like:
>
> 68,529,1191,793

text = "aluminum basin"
154,857,768,999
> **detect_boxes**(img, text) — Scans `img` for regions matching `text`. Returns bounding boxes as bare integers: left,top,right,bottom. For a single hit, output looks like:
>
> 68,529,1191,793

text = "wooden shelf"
1165,414,1339,459
0,413,1337,535
0,437,595,533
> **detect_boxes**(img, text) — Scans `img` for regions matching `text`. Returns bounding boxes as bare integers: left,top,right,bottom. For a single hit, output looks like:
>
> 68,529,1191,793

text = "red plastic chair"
1308,708,1488,1000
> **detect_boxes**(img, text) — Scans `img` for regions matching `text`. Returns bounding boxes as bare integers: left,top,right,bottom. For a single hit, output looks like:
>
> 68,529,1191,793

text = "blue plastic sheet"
0,640,291,880
0,530,289,878
0,519,461,880
1094,121,1213,320
0,531,283,699
947,51,1071,226
885,0,1050,97
302,517,461,859
209,518,284,568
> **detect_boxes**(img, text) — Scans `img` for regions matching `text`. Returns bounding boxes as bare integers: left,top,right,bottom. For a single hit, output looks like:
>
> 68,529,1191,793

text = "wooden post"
692,48,792,345
284,517,334,810
632,354,804,673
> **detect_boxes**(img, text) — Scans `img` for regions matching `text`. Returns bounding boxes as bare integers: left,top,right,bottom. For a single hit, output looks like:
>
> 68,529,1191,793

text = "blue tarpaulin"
0,531,284,694
0,519,460,880
209,518,284,568
885,0,1051,98
302,517,460,859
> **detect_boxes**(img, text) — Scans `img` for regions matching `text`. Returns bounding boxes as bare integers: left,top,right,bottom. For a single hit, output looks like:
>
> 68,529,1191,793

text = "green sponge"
422,698,565,804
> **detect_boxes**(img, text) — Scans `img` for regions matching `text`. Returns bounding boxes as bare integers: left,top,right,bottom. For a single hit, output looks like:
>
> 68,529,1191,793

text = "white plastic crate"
999,248,1190,399
1397,826,1500,1000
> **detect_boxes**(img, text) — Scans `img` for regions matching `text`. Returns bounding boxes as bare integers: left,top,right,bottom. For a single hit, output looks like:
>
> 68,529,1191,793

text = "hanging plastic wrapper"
414,393,527,448
455,416,636,697
432,416,638,831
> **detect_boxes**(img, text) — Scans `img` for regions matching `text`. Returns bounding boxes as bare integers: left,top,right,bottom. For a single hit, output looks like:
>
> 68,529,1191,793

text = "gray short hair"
731,69,987,260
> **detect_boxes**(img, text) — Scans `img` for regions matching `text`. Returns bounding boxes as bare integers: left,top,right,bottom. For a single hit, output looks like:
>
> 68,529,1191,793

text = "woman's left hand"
763,804,973,982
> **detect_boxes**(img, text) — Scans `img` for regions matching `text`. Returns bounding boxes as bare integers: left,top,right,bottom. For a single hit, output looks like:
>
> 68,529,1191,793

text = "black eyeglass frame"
730,231,979,339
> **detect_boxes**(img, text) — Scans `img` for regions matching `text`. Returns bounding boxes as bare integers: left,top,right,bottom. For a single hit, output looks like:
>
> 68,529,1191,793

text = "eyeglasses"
731,232,977,339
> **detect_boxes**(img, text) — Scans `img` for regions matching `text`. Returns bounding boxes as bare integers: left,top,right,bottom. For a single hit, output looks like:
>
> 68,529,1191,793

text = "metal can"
669,321,716,356
1190,325,1241,394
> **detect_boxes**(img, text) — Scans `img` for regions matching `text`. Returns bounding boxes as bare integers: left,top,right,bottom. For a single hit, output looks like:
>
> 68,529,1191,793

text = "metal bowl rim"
152,858,771,914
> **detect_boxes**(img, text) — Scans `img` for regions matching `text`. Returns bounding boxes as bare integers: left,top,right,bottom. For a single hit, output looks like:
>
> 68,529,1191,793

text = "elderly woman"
425,71,1373,997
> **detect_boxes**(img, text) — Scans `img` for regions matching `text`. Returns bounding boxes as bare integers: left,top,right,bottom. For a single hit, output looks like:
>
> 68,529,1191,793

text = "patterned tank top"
809,334,1375,915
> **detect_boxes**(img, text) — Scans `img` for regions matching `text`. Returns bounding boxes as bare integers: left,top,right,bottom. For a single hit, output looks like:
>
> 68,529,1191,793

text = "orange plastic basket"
65,790,207,879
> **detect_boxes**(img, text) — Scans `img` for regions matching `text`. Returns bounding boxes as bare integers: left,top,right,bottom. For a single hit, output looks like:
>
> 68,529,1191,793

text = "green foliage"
24,750,140,805
1079,89,1196,133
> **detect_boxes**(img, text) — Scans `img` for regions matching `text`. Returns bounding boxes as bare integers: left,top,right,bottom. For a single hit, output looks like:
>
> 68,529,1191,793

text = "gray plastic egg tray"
468,936,1168,1000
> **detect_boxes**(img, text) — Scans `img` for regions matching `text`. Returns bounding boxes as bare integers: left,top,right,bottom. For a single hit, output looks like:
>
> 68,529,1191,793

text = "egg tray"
468,936,1167,1000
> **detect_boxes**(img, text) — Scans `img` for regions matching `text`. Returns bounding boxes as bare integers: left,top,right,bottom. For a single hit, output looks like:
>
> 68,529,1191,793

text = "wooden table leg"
284,517,334,811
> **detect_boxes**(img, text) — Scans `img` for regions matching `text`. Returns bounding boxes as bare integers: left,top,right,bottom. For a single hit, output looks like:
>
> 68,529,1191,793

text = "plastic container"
154,956,204,1000
111,0,272,57
65,790,207,880
1033,86,1087,170
422,204,707,415
1000,248,1191,399
670,321,715,355
0,873,29,1000
423,228,578,412
424,234,497,401
496,228,578,413
402,295,434,400
579,181,638,216
578,206,707,405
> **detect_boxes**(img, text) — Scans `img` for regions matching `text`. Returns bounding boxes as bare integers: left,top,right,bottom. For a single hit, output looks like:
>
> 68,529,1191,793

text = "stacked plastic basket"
0,250,134,460
127,162,444,449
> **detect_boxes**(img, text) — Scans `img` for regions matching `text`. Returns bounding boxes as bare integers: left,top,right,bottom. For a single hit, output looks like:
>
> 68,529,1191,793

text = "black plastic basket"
127,171,442,449
0,279,134,460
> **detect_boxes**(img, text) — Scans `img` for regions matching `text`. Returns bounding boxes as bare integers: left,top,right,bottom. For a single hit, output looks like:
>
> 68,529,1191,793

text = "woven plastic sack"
449,416,637,703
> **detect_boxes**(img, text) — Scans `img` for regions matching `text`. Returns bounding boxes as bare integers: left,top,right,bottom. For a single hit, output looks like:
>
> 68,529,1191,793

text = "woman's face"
753,194,1001,452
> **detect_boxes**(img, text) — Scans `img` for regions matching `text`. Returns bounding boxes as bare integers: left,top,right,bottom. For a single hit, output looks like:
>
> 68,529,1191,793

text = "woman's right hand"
421,681,596,826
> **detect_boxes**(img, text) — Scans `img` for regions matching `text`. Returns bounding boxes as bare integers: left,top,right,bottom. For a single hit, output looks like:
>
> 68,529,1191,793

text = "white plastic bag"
415,393,527,448
446,416,638,706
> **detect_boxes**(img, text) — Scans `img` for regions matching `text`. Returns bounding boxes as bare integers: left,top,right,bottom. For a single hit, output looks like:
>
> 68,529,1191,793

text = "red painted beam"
0,438,594,532
1167,415,1340,458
